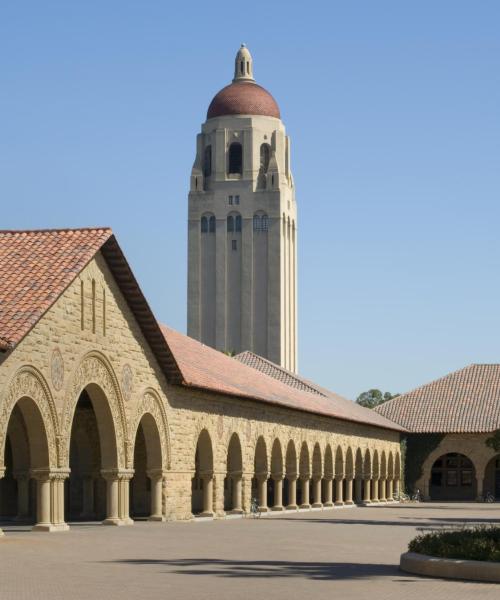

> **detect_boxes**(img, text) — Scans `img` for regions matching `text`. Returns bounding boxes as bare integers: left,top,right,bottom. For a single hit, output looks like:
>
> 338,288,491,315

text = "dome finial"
233,44,254,83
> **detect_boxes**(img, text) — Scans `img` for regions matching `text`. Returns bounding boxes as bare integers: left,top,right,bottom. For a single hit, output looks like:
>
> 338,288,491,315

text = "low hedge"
408,526,500,563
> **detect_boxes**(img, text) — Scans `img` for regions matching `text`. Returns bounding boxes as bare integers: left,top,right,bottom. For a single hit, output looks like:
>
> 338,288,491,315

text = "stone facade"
0,252,401,533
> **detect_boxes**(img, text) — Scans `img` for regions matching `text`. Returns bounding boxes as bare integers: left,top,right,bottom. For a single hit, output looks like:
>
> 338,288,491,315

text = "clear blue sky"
1,1,499,399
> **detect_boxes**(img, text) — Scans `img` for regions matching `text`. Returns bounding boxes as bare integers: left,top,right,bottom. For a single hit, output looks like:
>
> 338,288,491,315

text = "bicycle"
249,497,261,518
411,489,422,502
483,491,495,503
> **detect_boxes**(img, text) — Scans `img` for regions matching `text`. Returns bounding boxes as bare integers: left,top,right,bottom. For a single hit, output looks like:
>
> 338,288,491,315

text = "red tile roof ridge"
0,226,112,235
161,325,405,432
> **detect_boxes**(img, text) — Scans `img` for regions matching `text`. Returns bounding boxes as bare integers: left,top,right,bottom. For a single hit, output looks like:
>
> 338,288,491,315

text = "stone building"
375,364,500,501
188,45,297,371
0,228,402,535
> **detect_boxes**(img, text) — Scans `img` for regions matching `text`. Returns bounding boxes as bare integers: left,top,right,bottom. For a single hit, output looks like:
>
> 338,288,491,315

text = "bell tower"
187,45,297,372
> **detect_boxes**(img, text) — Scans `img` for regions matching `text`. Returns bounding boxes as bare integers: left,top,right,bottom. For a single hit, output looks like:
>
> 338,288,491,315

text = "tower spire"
233,44,254,82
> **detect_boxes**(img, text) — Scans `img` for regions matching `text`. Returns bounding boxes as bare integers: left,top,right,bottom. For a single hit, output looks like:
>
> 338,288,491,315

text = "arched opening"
270,439,284,510
363,449,372,503
228,142,242,175
260,143,271,172
192,429,214,516
66,385,119,523
253,436,269,511
203,145,212,178
323,444,334,507
379,451,387,501
354,448,364,503
312,443,322,507
224,433,243,513
371,450,380,502
344,447,354,504
131,413,164,521
334,446,344,505
387,452,395,501
429,453,476,501
0,398,50,527
484,455,500,500
298,442,311,508
284,440,297,509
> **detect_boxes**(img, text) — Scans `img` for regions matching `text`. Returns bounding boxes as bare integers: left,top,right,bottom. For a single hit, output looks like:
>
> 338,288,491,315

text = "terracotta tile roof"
0,228,183,383
235,351,325,396
374,364,500,433
162,326,404,432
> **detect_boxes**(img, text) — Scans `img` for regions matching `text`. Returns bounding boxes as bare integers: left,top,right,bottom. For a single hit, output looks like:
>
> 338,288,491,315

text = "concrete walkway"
1,503,499,599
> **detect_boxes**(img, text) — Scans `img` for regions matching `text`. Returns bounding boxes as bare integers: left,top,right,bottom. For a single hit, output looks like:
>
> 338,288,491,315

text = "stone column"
31,469,69,532
51,470,69,529
13,471,30,520
32,471,52,531
345,477,354,505
257,474,268,512
379,478,386,502
355,477,363,504
214,473,225,517
387,478,394,502
371,477,379,502
286,475,297,509
201,473,214,517
323,477,333,507
242,474,253,514
363,476,371,504
393,478,400,500
335,477,344,506
0,468,4,536
101,469,133,526
476,477,484,502
147,469,166,521
300,476,310,508
231,474,243,514
80,474,95,518
312,477,322,508
271,474,284,511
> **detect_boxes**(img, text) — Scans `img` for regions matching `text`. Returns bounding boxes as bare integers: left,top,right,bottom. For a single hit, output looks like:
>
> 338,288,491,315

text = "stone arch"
224,432,243,512
270,438,283,476
254,436,268,476
372,449,380,479
285,440,297,477
355,448,363,479
428,452,477,501
324,444,334,478
299,442,310,477
380,450,387,479
0,366,58,469
345,447,354,478
395,452,401,480
192,428,214,516
335,446,344,477
61,351,127,469
388,451,394,479
131,389,170,470
312,443,322,479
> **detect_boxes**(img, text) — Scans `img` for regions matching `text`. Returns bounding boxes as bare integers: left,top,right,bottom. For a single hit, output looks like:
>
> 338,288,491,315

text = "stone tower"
187,45,297,371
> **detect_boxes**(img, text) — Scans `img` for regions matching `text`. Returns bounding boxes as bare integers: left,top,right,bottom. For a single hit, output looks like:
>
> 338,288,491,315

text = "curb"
400,552,500,583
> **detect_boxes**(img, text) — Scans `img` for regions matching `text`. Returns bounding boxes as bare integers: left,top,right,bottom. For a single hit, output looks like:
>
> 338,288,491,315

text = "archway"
253,436,268,511
298,442,311,508
334,446,344,505
354,448,364,503
344,447,354,504
270,439,284,510
0,398,50,528
484,455,500,500
363,449,372,503
284,440,297,509
371,450,380,502
224,433,243,513
66,385,120,524
379,451,387,501
323,444,334,507
312,443,322,507
429,453,476,500
192,429,214,516
131,413,164,521
387,452,395,501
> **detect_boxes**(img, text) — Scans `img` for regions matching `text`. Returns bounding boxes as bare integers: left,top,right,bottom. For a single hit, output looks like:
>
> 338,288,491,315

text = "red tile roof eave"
178,380,406,433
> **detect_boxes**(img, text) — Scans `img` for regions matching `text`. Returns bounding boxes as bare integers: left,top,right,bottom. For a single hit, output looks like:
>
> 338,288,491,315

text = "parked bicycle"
411,489,422,502
482,490,495,503
249,497,261,518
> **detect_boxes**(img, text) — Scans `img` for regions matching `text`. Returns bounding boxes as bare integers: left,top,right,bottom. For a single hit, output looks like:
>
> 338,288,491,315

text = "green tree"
356,389,398,409
486,429,500,452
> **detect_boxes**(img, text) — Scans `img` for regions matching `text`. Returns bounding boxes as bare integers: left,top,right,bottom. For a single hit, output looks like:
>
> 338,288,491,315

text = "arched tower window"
253,215,261,231
260,143,271,173
227,215,234,232
201,216,208,233
209,215,215,233
253,212,269,232
228,142,242,175
203,146,212,177
201,214,215,233
235,215,242,232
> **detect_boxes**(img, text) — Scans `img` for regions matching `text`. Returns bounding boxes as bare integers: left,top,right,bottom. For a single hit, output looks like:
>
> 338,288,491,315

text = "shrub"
408,526,500,563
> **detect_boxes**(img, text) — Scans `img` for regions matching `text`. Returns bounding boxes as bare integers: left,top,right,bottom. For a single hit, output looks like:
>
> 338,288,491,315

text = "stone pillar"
335,477,344,506
257,474,268,512
80,474,95,519
0,468,4,536
201,474,214,517
363,476,371,504
312,477,322,508
300,476,310,508
242,474,253,514
322,477,333,507
345,477,354,505
286,475,297,509
387,479,394,502
271,474,284,511
355,477,363,504
13,471,30,520
379,478,386,502
476,477,484,502
31,469,69,532
214,473,225,517
147,469,166,521
393,478,400,500
371,477,379,502
231,474,243,514
102,469,133,526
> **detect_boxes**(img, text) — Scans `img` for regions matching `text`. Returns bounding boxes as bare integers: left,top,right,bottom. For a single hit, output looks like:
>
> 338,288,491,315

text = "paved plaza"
1,503,499,599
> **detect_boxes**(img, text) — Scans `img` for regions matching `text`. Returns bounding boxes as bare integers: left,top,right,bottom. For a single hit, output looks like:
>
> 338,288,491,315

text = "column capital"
286,473,298,482
101,468,134,481
31,468,70,481
147,468,168,480
363,473,372,481
299,474,311,482
271,472,284,482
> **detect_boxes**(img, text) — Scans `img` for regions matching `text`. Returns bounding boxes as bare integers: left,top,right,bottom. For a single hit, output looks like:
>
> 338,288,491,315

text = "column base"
229,508,244,515
196,511,214,519
286,504,298,510
361,501,371,506
271,505,285,511
32,523,70,532
102,518,133,526
334,501,344,506
299,503,311,509
312,503,323,509
323,501,334,508
0,528,4,536
344,500,354,506
257,506,269,513
148,515,166,522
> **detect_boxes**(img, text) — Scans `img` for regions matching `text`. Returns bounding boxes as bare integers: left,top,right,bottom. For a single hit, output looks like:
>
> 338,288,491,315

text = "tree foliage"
486,430,500,453
355,388,398,409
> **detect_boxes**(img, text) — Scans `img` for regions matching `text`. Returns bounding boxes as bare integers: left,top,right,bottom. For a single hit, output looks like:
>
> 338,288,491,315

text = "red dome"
207,80,280,120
